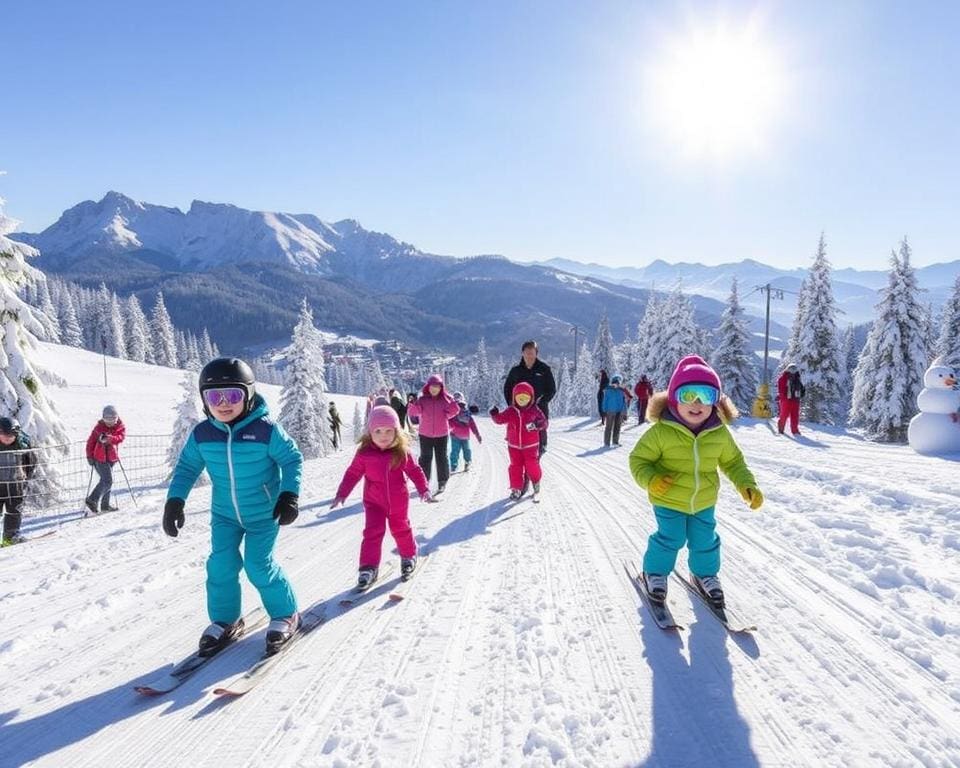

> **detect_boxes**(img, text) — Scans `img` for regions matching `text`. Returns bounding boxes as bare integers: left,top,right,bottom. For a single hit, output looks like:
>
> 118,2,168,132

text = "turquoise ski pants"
206,513,298,622
449,436,472,469
642,505,721,577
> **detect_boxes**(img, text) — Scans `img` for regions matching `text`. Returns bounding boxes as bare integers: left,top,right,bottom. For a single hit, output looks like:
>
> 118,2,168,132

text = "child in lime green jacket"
629,355,763,607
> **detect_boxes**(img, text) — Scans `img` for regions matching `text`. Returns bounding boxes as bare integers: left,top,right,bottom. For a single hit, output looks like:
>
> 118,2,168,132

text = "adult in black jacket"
0,417,37,545
503,340,557,456
388,389,407,429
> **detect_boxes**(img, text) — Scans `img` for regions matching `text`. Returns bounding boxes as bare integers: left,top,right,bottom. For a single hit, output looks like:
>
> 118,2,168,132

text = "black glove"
163,498,185,537
273,491,299,525
87,458,95,467
489,406,499,416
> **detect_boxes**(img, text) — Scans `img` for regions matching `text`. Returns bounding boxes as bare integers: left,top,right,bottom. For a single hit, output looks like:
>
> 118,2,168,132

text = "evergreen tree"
124,294,151,363
199,328,216,364
473,337,500,409
353,402,364,441
108,292,127,359
167,371,207,484
839,325,860,418
783,276,810,368
278,300,331,459
0,198,69,505
649,284,701,389
710,278,757,412
58,289,84,347
151,291,178,367
792,234,845,424
565,343,597,416
593,312,618,375
636,290,662,380
849,240,928,441
35,278,61,343
936,274,960,368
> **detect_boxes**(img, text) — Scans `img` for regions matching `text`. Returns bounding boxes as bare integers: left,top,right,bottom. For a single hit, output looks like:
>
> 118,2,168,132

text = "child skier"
489,381,547,500
0,417,36,546
629,355,763,607
163,358,304,656
84,405,126,514
406,374,460,493
331,405,435,588
448,391,482,472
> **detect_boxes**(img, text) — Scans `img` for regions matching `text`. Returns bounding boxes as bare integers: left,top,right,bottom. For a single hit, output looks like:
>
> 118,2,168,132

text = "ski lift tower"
751,283,785,418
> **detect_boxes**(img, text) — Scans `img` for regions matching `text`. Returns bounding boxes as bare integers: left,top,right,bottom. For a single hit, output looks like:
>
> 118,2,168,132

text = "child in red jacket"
85,405,126,514
331,406,436,588
490,382,547,500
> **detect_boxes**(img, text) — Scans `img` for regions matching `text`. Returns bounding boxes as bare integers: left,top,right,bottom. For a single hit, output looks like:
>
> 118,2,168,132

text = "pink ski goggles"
202,387,246,408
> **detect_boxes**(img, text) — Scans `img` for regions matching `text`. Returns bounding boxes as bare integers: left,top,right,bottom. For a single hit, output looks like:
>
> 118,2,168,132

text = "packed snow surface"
2,346,959,767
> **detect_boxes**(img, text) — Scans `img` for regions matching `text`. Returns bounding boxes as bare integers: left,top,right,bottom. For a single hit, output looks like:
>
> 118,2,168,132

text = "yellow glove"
649,475,674,495
740,487,764,510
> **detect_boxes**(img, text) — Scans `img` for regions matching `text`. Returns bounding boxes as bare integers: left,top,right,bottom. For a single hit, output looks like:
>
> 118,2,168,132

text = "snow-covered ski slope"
2,345,959,767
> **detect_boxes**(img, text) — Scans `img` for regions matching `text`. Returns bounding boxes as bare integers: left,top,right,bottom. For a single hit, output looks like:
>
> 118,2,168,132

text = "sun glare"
643,19,785,163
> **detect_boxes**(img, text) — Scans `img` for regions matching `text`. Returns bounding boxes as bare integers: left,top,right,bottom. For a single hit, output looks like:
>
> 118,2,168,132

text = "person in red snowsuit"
634,375,653,425
777,364,805,435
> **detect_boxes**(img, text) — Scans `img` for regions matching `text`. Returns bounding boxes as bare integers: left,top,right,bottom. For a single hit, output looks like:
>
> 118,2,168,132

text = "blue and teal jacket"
167,395,303,524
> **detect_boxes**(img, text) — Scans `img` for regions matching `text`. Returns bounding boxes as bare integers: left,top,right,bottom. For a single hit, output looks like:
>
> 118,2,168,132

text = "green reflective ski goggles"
675,384,720,405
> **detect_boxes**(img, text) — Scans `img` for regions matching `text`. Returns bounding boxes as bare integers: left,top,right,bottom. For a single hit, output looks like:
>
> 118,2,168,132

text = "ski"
338,562,397,607
623,560,683,631
674,573,756,633
388,553,430,601
212,603,328,697
134,608,268,695
1,530,56,547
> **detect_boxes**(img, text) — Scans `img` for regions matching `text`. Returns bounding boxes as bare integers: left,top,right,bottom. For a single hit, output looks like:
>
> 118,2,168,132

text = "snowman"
908,363,960,455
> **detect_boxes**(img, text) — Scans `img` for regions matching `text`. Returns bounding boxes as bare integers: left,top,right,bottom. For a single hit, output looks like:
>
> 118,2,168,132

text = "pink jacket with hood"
490,382,547,449
335,445,429,512
406,375,460,438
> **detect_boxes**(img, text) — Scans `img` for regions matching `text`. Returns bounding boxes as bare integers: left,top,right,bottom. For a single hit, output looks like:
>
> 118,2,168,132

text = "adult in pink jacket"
406,374,460,493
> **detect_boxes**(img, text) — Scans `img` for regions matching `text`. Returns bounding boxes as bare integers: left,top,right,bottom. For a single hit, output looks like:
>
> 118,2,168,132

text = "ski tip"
388,594,404,601
133,687,163,696
212,688,244,697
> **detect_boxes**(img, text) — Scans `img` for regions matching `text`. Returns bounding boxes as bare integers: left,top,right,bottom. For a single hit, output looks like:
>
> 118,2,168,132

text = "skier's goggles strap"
202,387,246,407
675,384,720,405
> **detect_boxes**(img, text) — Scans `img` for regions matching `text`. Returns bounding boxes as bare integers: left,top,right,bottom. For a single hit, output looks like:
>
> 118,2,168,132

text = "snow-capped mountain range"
9,192,797,355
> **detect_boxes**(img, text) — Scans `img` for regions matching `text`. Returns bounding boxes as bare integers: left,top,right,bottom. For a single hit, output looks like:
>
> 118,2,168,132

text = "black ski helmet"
0,416,20,436
199,357,256,418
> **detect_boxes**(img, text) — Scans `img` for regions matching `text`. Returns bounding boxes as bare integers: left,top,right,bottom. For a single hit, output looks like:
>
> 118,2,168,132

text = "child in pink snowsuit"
489,381,547,499
331,405,435,586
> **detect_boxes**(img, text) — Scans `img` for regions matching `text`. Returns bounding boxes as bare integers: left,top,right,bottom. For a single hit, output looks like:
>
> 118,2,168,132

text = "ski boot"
509,489,522,500
693,575,725,608
436,482,447,495
101,503,119,512
84,498,99,515
198,617,246,657
464,462,471,472
642,572,668,604
357,566,379,590
532,482,541,503
1,534,26,547
265,613,301,655
400,555,418,580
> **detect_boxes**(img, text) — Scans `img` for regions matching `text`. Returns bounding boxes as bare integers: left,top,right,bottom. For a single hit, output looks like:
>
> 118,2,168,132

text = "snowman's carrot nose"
946,377,957,387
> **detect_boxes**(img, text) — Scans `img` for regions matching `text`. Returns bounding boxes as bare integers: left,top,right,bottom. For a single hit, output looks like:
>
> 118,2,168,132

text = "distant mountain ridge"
10,192,789,357
535,256,960,326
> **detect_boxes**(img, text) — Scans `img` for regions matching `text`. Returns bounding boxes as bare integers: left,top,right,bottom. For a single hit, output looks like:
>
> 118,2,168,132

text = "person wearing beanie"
776,363,806,436
328,402,343,450
406,374,460,494
84,405,126,514
0,416,36,546
332,404,436,587
490,381,548,500
628,355,764,608
448,392,482,473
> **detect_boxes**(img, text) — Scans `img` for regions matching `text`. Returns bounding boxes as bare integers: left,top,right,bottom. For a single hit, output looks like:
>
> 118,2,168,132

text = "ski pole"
83,463,95,517
115,457,139,510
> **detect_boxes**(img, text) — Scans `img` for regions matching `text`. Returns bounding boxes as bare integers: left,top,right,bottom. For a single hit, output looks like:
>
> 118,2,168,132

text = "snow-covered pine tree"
839,325,860,418
58,289,83,347
849,240,928,441
0,198,69,507
564,343,597,416
649,284,701,389
353,402,364,441
151,291,178,367
636,290,662,382
124,294,150,363
35,278,61,343
710,278,757,412
552,354,569,416
278,300,331,459
199,328,216,364
783,276,810,368
108,292,127,359
593,312,618,376
792,234,845,424
166,371,207,484
935,274,960,369
473,337,501,409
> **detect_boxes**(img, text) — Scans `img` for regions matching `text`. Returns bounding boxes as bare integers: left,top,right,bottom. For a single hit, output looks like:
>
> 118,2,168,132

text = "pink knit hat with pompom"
368,405,400,432
667,355,722,404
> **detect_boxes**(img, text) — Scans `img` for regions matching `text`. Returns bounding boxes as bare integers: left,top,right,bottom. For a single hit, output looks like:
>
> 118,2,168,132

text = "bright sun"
644,19,785,162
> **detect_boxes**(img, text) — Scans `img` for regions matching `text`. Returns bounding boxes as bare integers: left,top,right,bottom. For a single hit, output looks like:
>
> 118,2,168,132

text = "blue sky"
2,1,958,269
